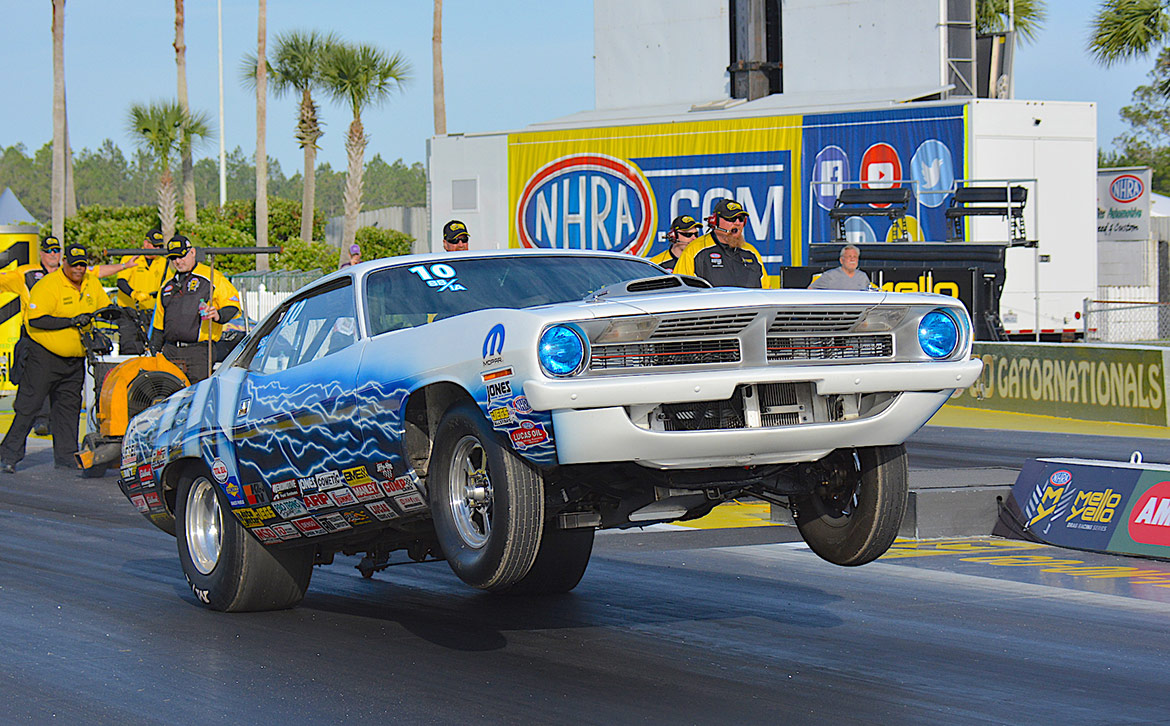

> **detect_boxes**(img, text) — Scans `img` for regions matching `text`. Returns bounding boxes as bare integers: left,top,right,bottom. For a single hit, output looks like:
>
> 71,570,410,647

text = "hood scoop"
586,274,712,302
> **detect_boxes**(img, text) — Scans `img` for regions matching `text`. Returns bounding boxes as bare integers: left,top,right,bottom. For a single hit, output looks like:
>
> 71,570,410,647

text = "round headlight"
918,310,959,359
538,325,587,377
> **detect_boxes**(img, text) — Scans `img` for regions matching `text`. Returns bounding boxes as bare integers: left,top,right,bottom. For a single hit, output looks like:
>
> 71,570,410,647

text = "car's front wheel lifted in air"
790,444,908,567
429,403,544,590
176,470,314,611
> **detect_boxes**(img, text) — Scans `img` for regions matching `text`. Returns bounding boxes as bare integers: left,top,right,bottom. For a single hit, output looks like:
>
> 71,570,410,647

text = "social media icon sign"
910,139,955,208
813,145,850,210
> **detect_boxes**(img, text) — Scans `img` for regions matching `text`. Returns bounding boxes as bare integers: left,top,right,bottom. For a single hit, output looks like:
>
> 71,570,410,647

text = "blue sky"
0,1,1156,174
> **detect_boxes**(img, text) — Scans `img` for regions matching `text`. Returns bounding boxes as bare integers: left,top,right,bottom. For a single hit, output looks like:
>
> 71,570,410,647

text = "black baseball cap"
146,228,164,245
166,234,192,259
63,242,89,267
670,215,702,234
712,198,749,222
41,236,62,253
443,220,469,242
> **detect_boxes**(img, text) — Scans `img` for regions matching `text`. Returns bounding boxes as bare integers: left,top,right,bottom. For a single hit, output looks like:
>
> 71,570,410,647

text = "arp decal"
517,153,656,256
303,492,333,511
1129,481,1170,546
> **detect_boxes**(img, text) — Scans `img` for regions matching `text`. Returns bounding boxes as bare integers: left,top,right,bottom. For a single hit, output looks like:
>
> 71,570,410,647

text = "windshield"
365,254,666,336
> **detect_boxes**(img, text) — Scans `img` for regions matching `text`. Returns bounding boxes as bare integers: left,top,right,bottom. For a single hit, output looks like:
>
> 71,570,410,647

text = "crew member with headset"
115,227,167,354
11,236,135,435
0,243,109,473
650,215,703,272
149,234,241,384
672,199,767,288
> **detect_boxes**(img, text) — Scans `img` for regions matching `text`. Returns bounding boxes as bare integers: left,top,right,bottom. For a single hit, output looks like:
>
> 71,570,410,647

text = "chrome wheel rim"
186,477,223,575
448,435,492,549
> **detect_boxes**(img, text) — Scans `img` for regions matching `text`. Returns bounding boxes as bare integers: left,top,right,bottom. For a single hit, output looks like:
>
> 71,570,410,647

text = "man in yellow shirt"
1,243,109,473
115,227,167,354
150,234,241,383
650,215,703,272
673,199,767,288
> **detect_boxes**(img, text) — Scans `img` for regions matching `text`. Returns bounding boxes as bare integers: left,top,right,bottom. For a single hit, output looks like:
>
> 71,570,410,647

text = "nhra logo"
1129,481,1170,546
1110,174,1144,203
517,153,656,256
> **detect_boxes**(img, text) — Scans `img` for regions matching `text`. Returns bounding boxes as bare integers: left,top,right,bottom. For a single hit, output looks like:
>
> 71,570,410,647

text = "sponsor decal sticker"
394,492,427,512
510,395,532,414
341,509,373,527
130,494,148,512
331,488,358,507
291,517,327,536
317,512,352,532
252,527,280,544
272,479,299,500
144,492,162,508
211,458,229,483
483,323,505,366
408,262,467,292
350,481,382,502
271,522,301,540
243,484,259,506
382,475,417,496
236,508,271,528
366,501,398,521
272,498,309,519
137,464,153,487
121,453,137,468
223,476,245,506
487,380,512,401
509,420,548,449
315,470,345,490
303,492,333,511
297,476,318,495
237,398,250,417
343,466,375,486
374,460,395,479
489,406,516,427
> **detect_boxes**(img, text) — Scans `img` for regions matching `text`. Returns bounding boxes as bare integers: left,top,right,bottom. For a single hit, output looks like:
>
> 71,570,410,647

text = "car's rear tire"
429,403,544,590
791,444,908,566
176,471,313,611
502,524,594,595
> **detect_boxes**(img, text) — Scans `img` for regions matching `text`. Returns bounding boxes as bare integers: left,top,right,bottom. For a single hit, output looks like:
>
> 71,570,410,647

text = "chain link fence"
1082,299,1170,343
228,270,325,330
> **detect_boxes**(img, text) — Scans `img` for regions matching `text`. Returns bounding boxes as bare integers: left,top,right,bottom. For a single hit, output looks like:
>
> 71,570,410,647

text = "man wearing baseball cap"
442,220,470,251
114,227,167,354
149,234,241,383
1,243,110,473
673,198,767,288
340,243,362,269
650,215,703,272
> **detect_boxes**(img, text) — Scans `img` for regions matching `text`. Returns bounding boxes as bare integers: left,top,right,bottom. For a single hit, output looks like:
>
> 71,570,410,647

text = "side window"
249,283,357,374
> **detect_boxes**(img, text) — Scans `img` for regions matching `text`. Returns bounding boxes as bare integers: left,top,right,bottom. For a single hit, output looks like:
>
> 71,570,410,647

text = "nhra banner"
1001,457,1170,560
507,104,967,272
950,342,1170,427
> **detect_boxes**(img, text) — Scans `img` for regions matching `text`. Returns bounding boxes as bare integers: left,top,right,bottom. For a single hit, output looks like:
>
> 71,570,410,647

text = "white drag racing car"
117,250,982,610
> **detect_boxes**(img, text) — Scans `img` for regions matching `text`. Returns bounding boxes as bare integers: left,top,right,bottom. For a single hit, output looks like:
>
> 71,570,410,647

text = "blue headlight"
539,325,586,377
918,310,959,359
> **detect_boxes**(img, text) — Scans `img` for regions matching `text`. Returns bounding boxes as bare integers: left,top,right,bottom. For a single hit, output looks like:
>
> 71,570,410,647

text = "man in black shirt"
673,199,767,288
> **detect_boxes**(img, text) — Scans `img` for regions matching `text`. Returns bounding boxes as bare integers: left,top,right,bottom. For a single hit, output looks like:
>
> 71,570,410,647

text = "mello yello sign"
951,342,1169,426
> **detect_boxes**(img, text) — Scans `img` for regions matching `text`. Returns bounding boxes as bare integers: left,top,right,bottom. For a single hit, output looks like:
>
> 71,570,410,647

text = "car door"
231,279,364,499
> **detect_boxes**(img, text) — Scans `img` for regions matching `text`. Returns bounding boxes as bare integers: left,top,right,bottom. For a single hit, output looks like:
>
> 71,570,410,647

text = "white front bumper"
525,359,982,469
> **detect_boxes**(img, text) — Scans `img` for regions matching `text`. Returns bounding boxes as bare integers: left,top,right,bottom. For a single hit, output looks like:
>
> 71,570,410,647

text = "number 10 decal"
409,264,467,292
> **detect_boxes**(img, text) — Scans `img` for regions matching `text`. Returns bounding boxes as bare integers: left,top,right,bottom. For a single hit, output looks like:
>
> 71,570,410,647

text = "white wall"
594,0,730,109
969,100,1098,335
427,133,510,252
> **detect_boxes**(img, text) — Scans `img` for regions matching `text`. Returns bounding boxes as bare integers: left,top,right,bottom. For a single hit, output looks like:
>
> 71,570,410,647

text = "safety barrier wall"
947,342,1170,427
0,226,35,391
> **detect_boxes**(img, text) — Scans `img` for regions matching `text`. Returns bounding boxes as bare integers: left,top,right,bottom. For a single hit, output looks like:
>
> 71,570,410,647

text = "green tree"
975,0,1047,42
1089,0,1170,66
320,41,411,264
126,100,211,239
1101,46,1170,194
246,30,338,244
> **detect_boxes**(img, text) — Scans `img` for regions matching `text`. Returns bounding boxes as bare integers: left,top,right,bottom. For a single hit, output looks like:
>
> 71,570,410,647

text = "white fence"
229,270,324,329
1083,298,1170,342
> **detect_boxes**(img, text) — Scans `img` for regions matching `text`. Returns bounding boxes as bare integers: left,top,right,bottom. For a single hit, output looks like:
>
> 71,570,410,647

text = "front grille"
658,394,746,431
650,311,757,339
767,334,893,362
591,339,741,370
768,307,867,334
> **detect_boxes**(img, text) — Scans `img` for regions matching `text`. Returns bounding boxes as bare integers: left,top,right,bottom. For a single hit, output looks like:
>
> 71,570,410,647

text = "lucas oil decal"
509,421,548,449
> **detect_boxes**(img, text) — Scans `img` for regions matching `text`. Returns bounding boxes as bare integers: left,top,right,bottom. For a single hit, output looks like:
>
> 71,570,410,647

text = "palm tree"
244,30,337,244
975,0,1047,42
256,0,269,271
1089,1,1170,67
321,41,411,264
434,0,446,136
127,101,211,240
51,0,66,240
175,0,197,221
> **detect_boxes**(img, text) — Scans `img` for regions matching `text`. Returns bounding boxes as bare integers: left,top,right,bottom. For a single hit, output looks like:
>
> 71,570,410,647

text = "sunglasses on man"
44,246,62,254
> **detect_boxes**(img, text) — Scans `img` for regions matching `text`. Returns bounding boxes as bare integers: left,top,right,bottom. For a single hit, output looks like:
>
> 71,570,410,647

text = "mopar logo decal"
517,153,656,255
1110,174,1144,203
483,324,505,359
